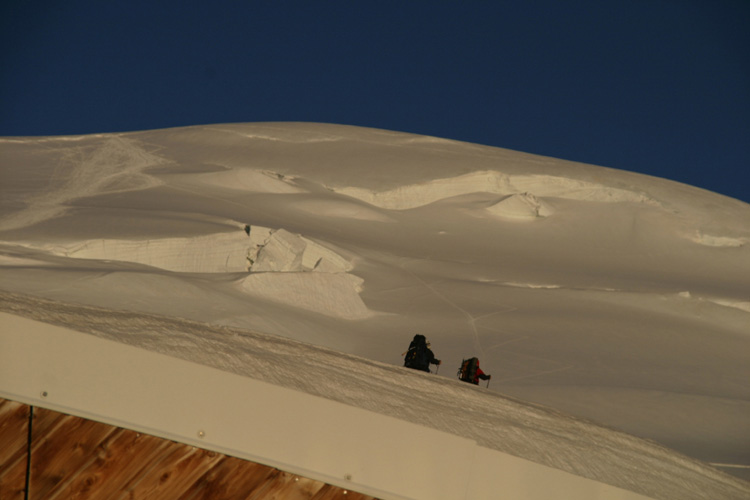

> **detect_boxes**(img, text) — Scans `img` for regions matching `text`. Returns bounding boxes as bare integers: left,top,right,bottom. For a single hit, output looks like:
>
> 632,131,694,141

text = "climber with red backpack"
458,357,491,386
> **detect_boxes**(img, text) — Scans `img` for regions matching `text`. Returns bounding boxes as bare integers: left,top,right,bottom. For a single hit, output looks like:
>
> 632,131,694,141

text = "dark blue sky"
2,1,749,202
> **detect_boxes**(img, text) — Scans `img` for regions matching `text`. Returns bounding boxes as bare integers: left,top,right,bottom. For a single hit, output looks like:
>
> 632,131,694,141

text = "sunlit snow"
1,123,749,499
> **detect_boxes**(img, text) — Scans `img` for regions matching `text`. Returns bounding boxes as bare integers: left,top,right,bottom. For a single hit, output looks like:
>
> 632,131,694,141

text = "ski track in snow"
397,261,573,388
1,292,748,500
3,123,750,496
401,261,485,357
0,136,167,231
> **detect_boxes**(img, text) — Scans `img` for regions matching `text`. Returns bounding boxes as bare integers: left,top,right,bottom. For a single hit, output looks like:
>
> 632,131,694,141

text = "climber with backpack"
403,334,441,372
458,357,491,386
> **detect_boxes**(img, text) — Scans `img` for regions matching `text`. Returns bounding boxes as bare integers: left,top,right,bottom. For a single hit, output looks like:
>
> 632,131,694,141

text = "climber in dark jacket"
404,334,441,372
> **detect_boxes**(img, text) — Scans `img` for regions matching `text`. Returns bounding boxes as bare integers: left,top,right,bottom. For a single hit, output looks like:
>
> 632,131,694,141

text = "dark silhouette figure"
404,334,441,372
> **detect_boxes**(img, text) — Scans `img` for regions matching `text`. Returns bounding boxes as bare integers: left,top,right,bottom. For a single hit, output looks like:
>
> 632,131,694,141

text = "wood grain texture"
0,399,379,499
0,399,29,500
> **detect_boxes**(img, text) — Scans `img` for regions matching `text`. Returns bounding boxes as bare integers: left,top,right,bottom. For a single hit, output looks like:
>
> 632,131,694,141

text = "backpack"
404,334,429,370
458,357,478,383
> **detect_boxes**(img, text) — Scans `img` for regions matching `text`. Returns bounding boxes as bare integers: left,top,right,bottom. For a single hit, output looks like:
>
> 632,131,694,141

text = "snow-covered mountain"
1,123,749,499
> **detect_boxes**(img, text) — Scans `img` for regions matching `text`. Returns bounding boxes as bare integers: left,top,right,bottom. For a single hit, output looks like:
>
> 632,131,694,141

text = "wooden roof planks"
0,398,377,500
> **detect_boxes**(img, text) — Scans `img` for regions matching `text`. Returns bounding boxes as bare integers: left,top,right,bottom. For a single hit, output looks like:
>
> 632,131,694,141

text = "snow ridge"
334,170,658,211
12,224,367,319
1,292,747,500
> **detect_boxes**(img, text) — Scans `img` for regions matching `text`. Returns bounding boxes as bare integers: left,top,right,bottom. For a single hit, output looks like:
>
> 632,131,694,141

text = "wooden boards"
0,398,376,500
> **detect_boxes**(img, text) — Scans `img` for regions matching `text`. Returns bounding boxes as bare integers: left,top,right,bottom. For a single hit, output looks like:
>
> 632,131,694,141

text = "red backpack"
458,357,478,383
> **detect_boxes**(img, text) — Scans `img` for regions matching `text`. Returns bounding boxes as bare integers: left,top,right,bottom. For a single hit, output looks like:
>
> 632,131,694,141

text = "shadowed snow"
2,293,749,500
1,123,749,493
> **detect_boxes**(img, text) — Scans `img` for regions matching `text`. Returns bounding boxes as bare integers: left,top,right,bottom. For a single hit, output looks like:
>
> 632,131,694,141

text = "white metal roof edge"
0,312,653,500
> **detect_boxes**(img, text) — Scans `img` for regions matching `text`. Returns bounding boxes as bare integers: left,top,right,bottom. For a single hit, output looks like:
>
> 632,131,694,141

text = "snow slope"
1,123,749,497
1,311,659,500
2,298,747,500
